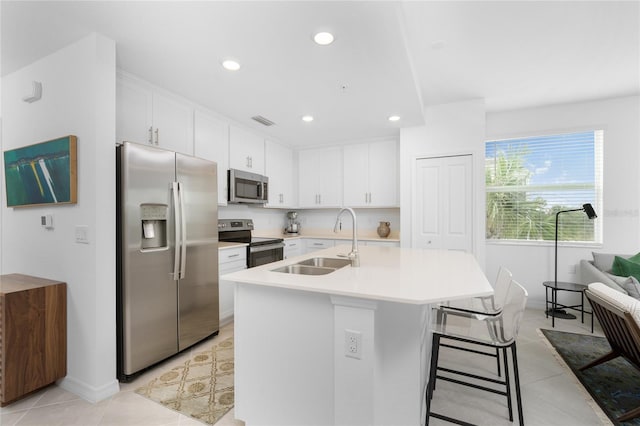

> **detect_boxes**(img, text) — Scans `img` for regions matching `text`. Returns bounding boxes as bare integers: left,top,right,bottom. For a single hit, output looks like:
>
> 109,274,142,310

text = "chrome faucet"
333,207,360,267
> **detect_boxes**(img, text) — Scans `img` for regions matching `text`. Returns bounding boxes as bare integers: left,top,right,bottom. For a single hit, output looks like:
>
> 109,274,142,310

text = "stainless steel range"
218,219,284,267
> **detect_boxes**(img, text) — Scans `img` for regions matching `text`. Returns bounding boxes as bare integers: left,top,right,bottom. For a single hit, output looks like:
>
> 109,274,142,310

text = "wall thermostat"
41,214,53,229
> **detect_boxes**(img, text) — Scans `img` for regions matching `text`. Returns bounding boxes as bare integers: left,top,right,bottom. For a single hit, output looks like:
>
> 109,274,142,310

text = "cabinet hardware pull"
228,253,240,258
154,128,159,145
148,127,153,144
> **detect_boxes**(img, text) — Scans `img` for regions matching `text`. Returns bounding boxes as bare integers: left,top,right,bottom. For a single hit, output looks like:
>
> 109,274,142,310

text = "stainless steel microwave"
228,168,268,204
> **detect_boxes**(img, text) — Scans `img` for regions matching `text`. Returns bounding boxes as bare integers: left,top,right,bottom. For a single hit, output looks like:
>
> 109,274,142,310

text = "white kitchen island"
222,244,493,426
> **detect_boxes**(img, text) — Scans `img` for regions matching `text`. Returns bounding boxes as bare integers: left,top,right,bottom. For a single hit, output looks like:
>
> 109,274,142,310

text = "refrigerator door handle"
172,182,181,281
178,182,187,279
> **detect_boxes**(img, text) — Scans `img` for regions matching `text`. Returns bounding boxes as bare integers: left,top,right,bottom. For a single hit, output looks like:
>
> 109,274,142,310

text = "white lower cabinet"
218,246,247,325
284,239,302,259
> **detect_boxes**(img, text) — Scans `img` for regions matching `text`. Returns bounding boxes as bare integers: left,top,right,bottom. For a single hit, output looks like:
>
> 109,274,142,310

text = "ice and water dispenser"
140,204,168,250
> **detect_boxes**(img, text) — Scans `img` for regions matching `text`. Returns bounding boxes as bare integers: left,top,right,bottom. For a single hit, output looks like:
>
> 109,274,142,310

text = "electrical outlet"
344,329,362,359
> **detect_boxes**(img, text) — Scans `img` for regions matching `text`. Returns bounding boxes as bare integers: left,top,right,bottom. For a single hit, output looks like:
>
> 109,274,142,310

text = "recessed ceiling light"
222,59,240,71
302,115,314,122
388,115,401,122
313,32,334,46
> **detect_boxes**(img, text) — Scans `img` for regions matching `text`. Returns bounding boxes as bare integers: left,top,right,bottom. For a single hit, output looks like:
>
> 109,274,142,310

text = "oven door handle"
249,242,285,253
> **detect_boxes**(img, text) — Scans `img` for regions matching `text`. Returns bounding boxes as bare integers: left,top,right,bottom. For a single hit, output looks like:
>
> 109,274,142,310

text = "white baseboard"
58,376,120,403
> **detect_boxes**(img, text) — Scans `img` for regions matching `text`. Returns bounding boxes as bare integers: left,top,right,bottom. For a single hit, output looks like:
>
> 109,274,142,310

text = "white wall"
399,99,487,267
485,96,640,307
1,34,119,402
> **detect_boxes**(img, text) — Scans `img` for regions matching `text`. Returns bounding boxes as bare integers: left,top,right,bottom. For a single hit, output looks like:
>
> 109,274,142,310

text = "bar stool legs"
425,333,524,426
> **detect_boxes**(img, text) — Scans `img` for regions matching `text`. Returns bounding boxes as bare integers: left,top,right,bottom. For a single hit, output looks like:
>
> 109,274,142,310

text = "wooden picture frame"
3,135,77,207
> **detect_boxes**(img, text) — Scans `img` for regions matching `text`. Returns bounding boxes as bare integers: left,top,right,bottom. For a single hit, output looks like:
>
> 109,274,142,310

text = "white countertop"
221,244,492,304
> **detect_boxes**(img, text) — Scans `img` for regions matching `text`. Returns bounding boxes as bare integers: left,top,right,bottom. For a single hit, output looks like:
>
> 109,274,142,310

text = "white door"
413,155,473,252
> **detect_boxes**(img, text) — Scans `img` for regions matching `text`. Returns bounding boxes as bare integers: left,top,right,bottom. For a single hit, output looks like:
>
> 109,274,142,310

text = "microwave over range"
228,168,268,204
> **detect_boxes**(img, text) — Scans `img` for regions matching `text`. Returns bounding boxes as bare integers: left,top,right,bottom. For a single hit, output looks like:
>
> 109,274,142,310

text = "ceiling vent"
251,115,276,126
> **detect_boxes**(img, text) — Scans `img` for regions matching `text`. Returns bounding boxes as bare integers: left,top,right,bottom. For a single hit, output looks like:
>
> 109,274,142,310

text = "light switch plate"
75,225,89,244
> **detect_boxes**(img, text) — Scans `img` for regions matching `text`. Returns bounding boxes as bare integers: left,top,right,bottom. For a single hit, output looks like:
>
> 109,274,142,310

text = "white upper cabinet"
116,74,194,155
265,140,295,208
229,125,265,174
298,147,343,208
343,140,398,207
194,109,230,205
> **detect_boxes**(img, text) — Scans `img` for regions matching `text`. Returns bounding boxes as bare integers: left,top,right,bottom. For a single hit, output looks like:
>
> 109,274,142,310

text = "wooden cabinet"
0,274,66,406
343,140,398,207
194,109,230,205
117,74,194,155
219,247,247,325
229,125,265,174
298,147,343,208
265,140,295,208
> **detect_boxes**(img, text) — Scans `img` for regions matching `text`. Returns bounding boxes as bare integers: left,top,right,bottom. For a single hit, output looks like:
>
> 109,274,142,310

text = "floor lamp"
549,203,598,318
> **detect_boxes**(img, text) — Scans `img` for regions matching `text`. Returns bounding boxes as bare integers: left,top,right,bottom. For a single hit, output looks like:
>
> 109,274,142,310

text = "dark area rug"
541,329,640,425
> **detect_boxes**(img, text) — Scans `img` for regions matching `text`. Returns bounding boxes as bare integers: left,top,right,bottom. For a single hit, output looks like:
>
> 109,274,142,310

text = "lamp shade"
583,203,597,219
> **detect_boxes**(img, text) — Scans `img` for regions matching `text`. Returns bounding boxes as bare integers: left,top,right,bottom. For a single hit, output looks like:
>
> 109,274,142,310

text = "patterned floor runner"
135,337,234,425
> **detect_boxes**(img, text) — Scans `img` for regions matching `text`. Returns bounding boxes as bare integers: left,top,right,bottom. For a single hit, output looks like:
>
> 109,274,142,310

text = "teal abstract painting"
4,135,77,207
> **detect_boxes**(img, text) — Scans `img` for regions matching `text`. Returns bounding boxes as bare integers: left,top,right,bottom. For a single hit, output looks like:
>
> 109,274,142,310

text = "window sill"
486,239,603,249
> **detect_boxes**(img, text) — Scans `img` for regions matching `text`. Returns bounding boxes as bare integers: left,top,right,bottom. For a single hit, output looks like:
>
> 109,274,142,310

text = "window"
486,130,603,244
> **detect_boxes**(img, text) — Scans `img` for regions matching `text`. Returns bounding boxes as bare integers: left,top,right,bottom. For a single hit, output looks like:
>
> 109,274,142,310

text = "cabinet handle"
148,127,153,144
318,194,322,204
313,243,323,246
154,128,159,145
290,243,297,247
364,193,368,203
227,253,240,258
279,193,283,203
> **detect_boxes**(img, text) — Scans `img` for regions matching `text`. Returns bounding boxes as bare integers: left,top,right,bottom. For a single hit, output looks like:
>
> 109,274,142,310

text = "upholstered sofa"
580,252,634,295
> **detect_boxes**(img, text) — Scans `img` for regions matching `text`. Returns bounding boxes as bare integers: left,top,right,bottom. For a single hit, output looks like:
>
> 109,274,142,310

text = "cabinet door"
368,140,398,207
343,143,369,207
219,247,247,325
229,125,265,174
318,147,343,207
265,140,294,207
297,149,320,207
194,110,229,205
116,78,153,145
152,92,194,155
284,239,302,259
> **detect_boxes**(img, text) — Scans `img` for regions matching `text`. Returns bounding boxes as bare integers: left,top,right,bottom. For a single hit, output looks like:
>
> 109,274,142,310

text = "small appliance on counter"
218,219,284,267
285,211,300,235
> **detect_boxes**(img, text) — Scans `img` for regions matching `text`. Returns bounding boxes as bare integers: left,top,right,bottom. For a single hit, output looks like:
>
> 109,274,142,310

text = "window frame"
485,129,603,247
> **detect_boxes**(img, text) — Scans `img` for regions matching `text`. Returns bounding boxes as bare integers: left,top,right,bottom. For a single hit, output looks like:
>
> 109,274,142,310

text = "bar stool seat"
426,279,528,426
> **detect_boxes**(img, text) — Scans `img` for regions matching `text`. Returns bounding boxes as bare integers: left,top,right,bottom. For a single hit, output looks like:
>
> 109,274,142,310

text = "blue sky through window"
486,131,597,209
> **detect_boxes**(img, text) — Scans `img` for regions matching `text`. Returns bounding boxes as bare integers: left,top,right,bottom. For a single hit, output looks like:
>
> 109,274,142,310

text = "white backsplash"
219,205,400,237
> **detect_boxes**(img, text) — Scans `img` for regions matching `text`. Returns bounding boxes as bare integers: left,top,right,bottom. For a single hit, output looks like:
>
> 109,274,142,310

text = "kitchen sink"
296,257,352,269
271,264,336,275
271,257,351,275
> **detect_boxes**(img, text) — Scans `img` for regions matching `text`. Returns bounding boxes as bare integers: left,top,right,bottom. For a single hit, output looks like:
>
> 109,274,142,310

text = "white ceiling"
2,1,639,148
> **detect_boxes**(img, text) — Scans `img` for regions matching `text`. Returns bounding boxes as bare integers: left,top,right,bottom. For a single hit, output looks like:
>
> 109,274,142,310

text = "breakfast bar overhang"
222,245,493,425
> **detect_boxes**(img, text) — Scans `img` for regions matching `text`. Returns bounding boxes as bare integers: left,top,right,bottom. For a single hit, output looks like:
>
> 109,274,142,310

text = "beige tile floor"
0,308,610,426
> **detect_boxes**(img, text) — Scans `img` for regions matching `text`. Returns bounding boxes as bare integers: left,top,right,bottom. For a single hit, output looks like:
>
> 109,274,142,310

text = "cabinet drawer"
304,239,335,253
219,247,247,264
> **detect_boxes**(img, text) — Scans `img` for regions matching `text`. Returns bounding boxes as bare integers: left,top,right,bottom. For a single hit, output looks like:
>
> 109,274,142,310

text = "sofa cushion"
604,272,633,294
620,276,640,300
592,252,631,272
612,256,640,283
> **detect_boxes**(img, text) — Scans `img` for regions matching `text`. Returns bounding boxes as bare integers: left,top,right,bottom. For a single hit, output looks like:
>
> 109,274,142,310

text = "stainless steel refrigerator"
116,141,219,381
